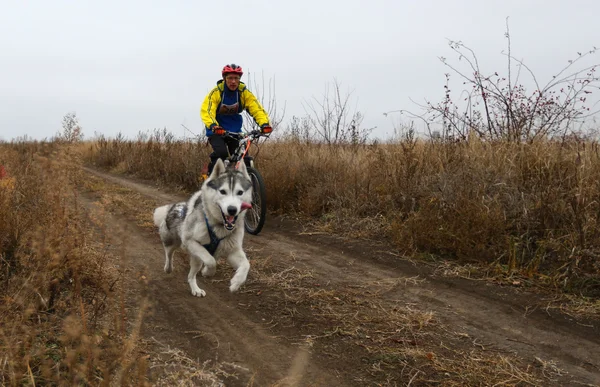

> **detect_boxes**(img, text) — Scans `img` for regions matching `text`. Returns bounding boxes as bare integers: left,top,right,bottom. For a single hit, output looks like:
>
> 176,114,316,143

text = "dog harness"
203,214,224,256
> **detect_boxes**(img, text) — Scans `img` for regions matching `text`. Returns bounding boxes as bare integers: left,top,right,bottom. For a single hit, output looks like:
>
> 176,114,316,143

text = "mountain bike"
220,129,268,235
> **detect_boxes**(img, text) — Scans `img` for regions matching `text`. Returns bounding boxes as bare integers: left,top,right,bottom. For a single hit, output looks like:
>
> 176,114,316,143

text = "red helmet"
222,63,243,77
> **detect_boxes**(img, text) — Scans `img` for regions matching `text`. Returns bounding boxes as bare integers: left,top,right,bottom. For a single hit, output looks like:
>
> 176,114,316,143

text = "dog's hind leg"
227,249,250,293
183,240,216,297
163,243,176,274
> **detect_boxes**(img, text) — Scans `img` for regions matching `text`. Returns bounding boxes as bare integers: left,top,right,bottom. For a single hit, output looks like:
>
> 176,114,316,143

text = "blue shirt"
215,88,243,133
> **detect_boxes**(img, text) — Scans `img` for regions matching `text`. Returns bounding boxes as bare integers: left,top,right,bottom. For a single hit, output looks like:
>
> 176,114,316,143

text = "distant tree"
58,112,84,143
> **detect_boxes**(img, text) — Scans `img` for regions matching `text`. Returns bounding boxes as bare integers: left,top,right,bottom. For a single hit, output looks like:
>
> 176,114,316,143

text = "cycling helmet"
222,63,243,77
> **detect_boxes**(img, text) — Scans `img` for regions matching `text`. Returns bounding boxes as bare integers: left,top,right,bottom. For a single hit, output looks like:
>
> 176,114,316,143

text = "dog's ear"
210,159,226,179
237,160,250,179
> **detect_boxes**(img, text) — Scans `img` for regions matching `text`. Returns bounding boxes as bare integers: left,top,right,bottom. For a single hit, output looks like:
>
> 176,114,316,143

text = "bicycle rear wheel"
244,167,267,235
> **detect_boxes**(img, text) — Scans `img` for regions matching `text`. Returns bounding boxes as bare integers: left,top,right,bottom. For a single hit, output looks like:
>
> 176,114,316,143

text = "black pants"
207,135,238,174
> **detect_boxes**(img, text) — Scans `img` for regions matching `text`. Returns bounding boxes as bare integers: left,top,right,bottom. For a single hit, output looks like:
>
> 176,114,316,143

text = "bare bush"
398,20,600,143
302,78,374,145
243,70,286,133
283,115,313,144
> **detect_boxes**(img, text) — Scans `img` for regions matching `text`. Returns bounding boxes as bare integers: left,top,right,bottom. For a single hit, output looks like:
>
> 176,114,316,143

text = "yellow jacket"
200,80,270,135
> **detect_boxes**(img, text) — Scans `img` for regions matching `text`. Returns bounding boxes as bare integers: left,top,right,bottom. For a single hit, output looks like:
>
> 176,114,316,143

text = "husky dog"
152,159,253,297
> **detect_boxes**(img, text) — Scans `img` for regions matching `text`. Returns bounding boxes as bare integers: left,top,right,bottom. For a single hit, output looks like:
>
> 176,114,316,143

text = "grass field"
84,130,600,299
1,134,599,385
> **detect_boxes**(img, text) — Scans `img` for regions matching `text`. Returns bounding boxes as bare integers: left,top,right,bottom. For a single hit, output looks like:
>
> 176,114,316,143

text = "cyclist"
200,63,273,174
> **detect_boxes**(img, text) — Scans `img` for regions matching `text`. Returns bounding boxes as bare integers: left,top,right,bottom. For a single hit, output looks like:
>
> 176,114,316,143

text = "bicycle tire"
244,166,267,235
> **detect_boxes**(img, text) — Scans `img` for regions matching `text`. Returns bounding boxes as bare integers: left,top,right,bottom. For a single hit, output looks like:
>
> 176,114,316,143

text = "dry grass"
0,141,224,386
246,254,552,386
143,337,236,387
83,131,600,300
0,141,145,385
76,152,589,386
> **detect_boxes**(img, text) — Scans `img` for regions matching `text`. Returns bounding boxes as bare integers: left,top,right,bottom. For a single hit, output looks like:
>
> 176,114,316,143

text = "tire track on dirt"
82,167,600,386
257,232,600,381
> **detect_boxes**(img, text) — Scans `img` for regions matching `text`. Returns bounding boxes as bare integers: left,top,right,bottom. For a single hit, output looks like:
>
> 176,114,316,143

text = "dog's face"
204,159,253,231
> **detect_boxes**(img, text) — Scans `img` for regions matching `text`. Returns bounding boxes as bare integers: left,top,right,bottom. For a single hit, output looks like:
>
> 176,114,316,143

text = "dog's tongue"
241,202,252,211
226,215,235,224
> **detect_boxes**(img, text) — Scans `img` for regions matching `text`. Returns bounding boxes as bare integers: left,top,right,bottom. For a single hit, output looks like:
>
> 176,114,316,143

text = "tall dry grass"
84,130,600,297
86,129,211,190
0,141,150,386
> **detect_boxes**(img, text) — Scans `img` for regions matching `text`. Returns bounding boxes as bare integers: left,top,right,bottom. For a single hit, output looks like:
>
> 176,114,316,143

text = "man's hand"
260,124,273,134
213,126,225,135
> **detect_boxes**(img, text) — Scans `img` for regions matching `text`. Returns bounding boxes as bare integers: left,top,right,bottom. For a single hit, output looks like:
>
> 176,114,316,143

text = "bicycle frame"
220,129,269,235
224,129,264,169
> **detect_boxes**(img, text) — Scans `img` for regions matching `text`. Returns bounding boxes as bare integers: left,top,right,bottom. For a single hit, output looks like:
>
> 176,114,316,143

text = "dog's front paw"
164,263,172,274
229,279,244,293
191,287,206,297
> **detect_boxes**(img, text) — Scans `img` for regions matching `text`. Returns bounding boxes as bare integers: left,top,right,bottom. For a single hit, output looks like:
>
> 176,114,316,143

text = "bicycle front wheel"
244,167,267,235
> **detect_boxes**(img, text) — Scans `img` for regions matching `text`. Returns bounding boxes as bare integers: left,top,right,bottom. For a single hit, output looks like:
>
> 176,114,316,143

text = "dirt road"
80,167,600,386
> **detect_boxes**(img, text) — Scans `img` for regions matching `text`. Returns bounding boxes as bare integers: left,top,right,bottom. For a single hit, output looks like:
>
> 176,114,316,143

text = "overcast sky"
1,0,599,141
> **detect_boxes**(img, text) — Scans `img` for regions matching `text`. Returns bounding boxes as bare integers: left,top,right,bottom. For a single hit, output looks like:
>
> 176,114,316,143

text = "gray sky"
1,0,599,141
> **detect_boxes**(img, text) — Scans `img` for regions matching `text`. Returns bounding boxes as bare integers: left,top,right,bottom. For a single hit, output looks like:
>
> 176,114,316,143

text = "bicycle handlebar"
223,129,265,141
